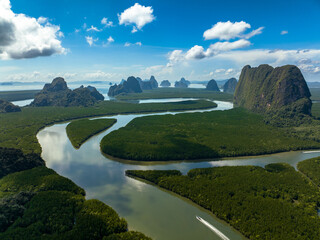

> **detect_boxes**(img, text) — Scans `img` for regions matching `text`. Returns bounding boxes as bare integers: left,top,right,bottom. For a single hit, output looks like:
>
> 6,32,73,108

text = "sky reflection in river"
37,99,320,240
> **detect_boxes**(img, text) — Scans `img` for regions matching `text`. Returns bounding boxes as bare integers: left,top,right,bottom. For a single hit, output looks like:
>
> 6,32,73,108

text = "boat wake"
196,216,230,240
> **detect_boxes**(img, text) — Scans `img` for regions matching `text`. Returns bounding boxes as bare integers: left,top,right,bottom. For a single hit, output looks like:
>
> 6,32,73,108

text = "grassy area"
101,108,320,161
310,88,320,101
0,100,217,154
0,90,39,102
126,163,320,239
115,88,234,102
0,167,151,239
66,118,117,148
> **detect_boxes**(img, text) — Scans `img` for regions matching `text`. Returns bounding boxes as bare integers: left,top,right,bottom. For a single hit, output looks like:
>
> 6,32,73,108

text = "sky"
1,0,320,84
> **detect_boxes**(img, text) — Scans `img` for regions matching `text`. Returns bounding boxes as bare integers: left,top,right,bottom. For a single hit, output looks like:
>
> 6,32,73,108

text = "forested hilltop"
234,64,313,126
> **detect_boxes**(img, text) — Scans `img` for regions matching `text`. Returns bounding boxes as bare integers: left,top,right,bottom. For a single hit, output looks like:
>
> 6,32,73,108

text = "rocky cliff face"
175,78,190,88
223,78,238,93
108,76,142,97
0,99,21,113
160,80,171,87
30,78,104,107
137,76,158,90
149,76,158,89
234,64,312,115
206,79,220,91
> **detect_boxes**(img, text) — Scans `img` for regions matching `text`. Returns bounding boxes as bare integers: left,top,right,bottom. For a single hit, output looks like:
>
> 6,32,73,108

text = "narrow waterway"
37,100,320,240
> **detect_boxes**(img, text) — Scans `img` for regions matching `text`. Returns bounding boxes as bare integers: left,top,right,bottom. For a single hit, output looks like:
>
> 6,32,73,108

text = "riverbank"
126,161,320,239
0,99,217,154
114,88,234,102
101,108,320,161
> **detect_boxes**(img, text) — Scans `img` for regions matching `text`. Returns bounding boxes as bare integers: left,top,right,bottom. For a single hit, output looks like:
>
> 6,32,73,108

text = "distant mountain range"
307,82,320,88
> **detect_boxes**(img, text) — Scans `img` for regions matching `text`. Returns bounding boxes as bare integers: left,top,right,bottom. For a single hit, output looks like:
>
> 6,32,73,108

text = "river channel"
37,99,320,240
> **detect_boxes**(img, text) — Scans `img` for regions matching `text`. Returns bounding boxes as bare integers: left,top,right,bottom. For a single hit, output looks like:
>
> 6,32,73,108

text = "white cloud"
243,27,264,39
101,17,113,27
281,30,288,35
204,21,263,40
118,3,155,32
85,36,98,46
107,36,114,43
84,71,116,79
37,17,48,24
216,49,320,67
131,26,138,33
140,65,173,78
208,39,251,52
168,39,251,65
215,69,226,73
86,25,102,32
185,45,206,60
167,50,184,67
124,41,142,47
0,0,65,60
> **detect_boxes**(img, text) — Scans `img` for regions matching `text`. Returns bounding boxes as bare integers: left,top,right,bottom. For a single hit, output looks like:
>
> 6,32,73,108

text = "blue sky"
1,0,320,83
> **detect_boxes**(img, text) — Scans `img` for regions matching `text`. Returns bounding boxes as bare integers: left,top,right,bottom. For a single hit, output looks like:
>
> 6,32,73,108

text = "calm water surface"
37,100,320,240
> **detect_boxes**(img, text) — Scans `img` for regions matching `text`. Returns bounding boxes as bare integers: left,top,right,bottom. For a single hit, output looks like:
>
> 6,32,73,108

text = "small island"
66,118,117,149
31,77,105,107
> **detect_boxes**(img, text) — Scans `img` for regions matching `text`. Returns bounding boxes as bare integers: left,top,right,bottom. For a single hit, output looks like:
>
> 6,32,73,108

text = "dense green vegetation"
0,100,216,154
310,88,320,101
0,167,151,239
234,64,312,116
126,163,320,239
298,157,320,186
0,90,39,102
101,108,320,161
0,147,44,178
312,102,320,118
114,88,233,102
66,118,117,148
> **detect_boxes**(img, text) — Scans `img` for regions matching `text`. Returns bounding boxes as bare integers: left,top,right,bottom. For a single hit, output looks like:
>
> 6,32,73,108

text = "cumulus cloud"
85,36,98,46
124,42,142,47
107,36,114,43
118,3,155,32
203,21,263,40
168,39,251,65
216,49,320,67
185,45,206,60
0,0,65,60
101,17,113,27
209,39,251,52
86,25,102,32
281,30,288,35
168,21,262,66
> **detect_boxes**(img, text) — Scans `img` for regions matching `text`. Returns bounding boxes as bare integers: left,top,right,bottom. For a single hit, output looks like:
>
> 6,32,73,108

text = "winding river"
37,100,320,240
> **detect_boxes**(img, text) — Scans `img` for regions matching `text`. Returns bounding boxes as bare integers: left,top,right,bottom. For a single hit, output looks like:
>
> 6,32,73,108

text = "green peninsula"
66,118,117,148
101,108,320,161
126,161,320,239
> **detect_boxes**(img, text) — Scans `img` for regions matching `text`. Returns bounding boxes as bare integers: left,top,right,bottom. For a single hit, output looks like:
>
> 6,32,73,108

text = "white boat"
196,216,230,240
